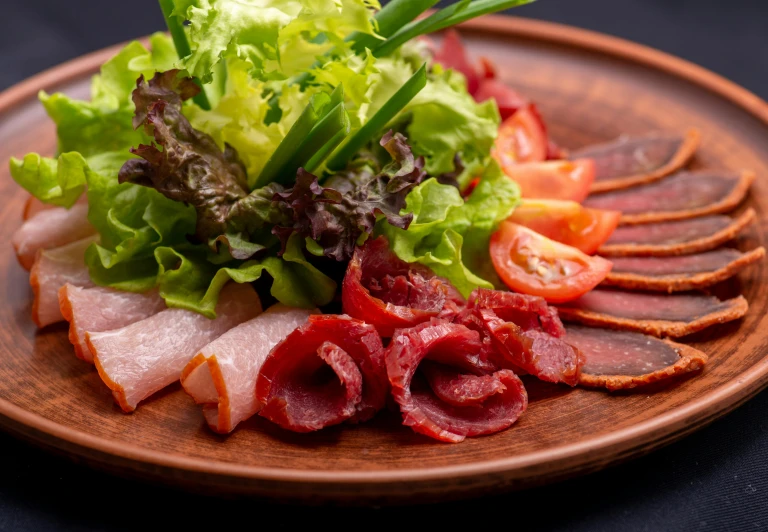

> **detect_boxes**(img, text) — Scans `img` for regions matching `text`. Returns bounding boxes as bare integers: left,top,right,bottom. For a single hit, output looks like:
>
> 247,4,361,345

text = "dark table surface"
2,1,768,530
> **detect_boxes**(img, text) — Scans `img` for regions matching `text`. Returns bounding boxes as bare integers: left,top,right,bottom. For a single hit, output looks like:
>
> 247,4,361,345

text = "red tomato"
507,199,621,255
490,221,613,304
501,159,595,203
474,79,527,120
493,105,548,166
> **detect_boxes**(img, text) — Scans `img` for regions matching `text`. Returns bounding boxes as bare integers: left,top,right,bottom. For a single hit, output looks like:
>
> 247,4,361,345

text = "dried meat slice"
58,284,167,363
13,203,96,270
602,247,765,292
570,129,700,192
87,283,262,413
342,237,465,337
22,193,86,221
30,235,98,328
566,325,707,391
599,209,756,257
584,170,754,225
181,304,315,434
386,320,527,443
256,315,387,432
468,288,566,337
557,289,748,337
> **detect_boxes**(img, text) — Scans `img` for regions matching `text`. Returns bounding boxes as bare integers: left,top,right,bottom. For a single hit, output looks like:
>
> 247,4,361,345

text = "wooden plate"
1,15,767,503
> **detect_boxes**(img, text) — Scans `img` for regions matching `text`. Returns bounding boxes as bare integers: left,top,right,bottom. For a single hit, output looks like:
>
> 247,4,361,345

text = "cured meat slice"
386,320,527,443
468,288,566,337
599,209,756,257
87,283,262,413
342,237,464,337
22,193,86,221
13,203,96,270
477,309,583,386
570,129,700,192
30,235,98,328
566,325,708,391
557,289,748,337
256,315,387,432
181,304,315,434
602,247,765,292
584,170,754,225
58,284,167,363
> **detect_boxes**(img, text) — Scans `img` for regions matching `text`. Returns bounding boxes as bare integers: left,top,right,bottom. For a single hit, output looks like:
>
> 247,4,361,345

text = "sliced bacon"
181,304,315,434
570,129,700,192
58,284,167,363
30,235,98,328
602,247,765,292
584,171,754,225
599,209,756,257
566,325,708,391
557,289,748,337
256,315,387,432
468,287,566,337
87,283,262,413
386,320,527,443
342,237,464,337
13,203,96,270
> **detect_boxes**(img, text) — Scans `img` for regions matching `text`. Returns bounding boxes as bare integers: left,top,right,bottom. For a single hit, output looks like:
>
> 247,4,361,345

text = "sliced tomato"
490,221,613,304
508,199,621,255
474,79,527,120
502,159,595,203
494,104,548,166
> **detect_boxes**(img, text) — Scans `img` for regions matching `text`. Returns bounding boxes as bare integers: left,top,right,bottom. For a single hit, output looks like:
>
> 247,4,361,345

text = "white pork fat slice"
181,304,316,433
87,283,262,413
31,235,98,328
13,203,96,270
59,284,168,363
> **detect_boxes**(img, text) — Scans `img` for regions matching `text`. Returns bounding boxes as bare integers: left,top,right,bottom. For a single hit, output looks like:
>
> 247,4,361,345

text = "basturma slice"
181,304,315,434
386,320,527,443
59,284,167,363
13,203,97,270
342,236,464,337
570,129,700,193
87,283,262,413
557,289,748,337
30,235,98,328
256,315,387,432
602,247,766,292
565,325,708,391
583,170,754,225
599,209,756,257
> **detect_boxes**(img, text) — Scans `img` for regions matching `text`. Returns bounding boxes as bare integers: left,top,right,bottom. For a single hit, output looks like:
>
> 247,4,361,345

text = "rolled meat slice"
182,304,315,434
256,315,387,432
602,247,765,292
566,325,708,391
599,209,756,257
13,203,96,270
386,320,527,443
22,193,86,221
570,129,700,192
30,235,98,328
467,288,565,337
58,284,167,363
87,283,262,413
584,170,754,225
557,289,748,337
342,236,465,337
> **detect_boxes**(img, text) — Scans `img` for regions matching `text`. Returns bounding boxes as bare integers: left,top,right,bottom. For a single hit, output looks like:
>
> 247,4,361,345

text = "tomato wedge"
490,221,613,304
494,104,548,166
501,159,595,203
507,199,621,255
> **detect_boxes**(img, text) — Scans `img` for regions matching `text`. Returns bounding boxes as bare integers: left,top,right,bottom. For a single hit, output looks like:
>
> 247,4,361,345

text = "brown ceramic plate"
1,16,767,503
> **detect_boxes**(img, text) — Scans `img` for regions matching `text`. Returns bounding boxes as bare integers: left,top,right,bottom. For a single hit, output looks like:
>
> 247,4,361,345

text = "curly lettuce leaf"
377,160,519,297
9,152,91,208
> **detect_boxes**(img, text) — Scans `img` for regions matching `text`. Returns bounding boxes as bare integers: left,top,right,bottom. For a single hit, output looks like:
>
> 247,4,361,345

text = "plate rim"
2,14,768,492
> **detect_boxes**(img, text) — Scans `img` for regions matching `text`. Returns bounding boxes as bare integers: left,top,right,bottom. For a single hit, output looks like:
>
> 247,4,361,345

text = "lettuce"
377,160,519,297
10,152,91,208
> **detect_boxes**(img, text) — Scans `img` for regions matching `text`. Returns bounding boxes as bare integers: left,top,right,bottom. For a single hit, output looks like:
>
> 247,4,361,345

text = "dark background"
1,1,768,530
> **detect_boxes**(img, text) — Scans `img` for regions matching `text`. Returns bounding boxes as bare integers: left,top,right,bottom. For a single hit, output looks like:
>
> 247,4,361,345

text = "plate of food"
1,0,767,503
